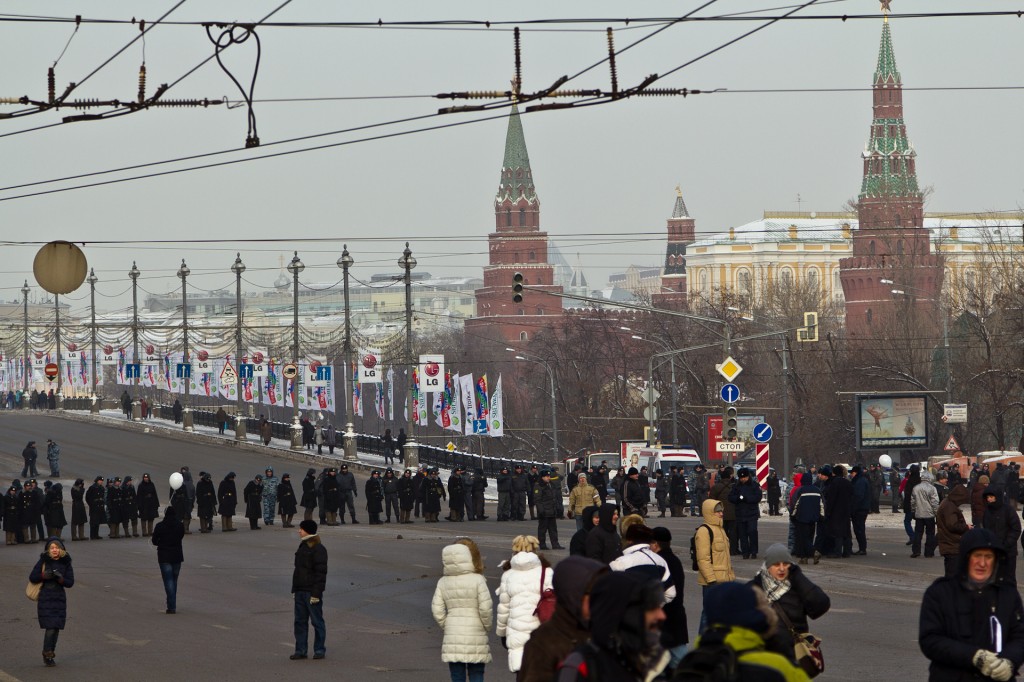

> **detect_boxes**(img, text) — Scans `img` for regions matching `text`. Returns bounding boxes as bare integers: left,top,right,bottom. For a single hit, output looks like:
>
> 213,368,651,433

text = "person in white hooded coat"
431,541,493,681
495,535,554,673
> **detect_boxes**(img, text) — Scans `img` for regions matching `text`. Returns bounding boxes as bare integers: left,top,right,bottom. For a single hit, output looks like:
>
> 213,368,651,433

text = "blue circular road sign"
720,383,740,404
753,423,774,443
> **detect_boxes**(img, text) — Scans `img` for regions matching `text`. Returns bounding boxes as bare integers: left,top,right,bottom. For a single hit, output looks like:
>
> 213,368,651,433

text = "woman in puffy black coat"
748,543,831,660
5,485,22,544
195,472,218,533
300,468,318,522
396,469,415,523
43,484,67,539
30,537,75,667
136,473,160,537
218,472,238,531
69,480,87,542
569,505,600,556
365,471,385,524
277,473,297,527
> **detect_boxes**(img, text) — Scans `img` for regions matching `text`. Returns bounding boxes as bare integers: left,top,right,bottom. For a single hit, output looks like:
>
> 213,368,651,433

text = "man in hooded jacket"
556,570,669,681
585,503,622,564
982,485,1021,585
518,556,608,682
920,528,1024,681
937,482,972,578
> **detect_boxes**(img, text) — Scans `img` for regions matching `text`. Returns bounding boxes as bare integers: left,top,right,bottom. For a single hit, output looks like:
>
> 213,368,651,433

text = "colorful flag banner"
459,373,476,436
448,372,462,433
489,374,504,437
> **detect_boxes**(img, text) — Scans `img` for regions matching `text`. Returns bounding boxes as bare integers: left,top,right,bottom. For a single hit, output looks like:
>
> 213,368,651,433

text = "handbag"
533,566,556,623
26,562,44,601
772,601,824,678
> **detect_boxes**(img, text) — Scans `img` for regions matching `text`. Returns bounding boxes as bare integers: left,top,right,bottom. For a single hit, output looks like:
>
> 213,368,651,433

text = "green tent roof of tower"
496,104,537,205
874,22,900,85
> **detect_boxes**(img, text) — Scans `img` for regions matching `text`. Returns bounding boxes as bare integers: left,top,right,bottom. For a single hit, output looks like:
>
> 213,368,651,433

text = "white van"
623,447,704,489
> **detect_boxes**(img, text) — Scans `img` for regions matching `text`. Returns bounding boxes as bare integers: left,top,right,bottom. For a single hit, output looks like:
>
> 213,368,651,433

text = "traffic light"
725,406,738,440
512,272,524,303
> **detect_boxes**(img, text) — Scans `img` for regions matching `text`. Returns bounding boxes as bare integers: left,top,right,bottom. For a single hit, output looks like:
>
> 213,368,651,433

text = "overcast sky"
1,1,1020,318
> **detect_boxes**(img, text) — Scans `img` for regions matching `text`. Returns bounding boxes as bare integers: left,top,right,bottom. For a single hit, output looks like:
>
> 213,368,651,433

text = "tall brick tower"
839,14,943,336
652,186,695,310
467,104,562,343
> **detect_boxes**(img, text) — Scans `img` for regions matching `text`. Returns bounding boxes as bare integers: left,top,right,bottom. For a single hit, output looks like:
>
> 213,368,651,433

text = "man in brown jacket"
936,482,972,578
517,556,607,682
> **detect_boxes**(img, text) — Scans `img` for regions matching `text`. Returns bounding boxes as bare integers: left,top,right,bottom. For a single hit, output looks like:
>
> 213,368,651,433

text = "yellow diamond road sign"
717,356,743,382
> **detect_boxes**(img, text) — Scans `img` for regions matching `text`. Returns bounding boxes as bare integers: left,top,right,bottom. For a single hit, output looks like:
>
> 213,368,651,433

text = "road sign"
175,363,191,379
755,443,770,489
282,363,299,380
44,362,58,380
716,441,745,453
752,423,774,443
643,405,659,421
125,363,141,379
315,365,332,382
220,360,237,385
942,403,967,424
239,363,254,379
720,383,740,404
716,356,743,382
644,385,661,404
446,442,456,452
943,435,961,452
473,419,488,434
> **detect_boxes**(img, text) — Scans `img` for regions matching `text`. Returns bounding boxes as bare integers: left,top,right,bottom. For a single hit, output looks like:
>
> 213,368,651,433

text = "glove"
309,597,320,605
50,567,63,580
974,650,998,672
566,511,574,519
42,567,55,579
987,658,1014,682
501,636,508,650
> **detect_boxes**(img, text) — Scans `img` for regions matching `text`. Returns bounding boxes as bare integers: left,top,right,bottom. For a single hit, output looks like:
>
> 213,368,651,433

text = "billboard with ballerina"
856,394,929,450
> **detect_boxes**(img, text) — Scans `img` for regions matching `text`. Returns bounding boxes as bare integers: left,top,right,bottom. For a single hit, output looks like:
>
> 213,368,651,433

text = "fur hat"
299,519,318,535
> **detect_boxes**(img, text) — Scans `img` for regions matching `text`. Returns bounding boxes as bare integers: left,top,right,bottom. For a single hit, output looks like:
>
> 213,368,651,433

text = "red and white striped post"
755,442,771,490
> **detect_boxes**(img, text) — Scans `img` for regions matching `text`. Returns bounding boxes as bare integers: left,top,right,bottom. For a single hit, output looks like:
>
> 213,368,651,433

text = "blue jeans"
159,562,181,610
294,591,326,657
448,662,485,682
903,510,915,542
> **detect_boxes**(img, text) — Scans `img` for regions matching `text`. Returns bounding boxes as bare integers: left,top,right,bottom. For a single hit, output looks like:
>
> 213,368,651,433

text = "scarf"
759,564,791,603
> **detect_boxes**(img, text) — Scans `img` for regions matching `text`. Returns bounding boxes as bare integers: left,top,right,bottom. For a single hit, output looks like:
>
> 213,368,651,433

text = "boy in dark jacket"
291,520,328,660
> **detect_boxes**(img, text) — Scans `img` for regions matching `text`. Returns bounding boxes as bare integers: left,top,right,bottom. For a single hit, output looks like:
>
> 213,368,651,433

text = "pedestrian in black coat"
69,480,87,542
151,506,185,614
85,476,106,540
365,471,385,524
106,479,125,538
217,473,238,531
397,469,415,524
749,544,831,661
292,520,328,659
822,465,854,558
668,469,688,517
300,468,318,521
321,469,341,525
535,469,563,549
20,480,43,543
729,468,763,559
30,537,75,666
412,468,427,518
43,484,67,538
169,483,192,535
137,473,160,536
122,476,140,537
21,441,39,478
569,505,600,556
195,473,218,533
4,486,22,544
278,474,298,527
447,469,466,522
172,399,183,424
919,528,1024,681
423,471,446,522
652,527,689,670
982,486,1022,585
585,503,622,564
766,471,782,516
244,476,263,529
850,466,872,554
471,468,488,521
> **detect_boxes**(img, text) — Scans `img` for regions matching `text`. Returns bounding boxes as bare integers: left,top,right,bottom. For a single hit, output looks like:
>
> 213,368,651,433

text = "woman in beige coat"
695,498,735,633
431,541,493,682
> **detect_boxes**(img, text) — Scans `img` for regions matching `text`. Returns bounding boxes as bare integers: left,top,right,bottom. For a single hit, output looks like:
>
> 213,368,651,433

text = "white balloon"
878,454,893,469
169,472,184,490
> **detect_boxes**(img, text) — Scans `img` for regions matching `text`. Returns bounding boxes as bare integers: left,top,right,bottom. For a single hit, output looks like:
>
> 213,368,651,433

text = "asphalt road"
0,411,955,681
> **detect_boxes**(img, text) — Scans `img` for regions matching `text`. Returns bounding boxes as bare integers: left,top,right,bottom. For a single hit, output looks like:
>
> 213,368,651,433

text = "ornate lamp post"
337,245,358,460
231,253,247,441
53,294,63,408
398,243,419,468
129,262,141,421
177,259,193,431
87,269,99,413
21,280,29,399
287,251,304,450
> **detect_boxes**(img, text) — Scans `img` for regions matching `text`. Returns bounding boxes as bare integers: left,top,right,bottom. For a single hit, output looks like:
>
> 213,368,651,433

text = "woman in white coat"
431,540,493,682
495,534,553,673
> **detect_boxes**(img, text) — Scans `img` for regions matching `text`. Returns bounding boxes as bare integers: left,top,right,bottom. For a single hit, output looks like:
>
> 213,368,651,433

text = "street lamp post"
507,348,559,462
129,262,141,421
399,243,419,468
53,294,63,408
21,280,29,398
87,269,99,413
624,328,679,446
177,259,193,432
287,252,304,450
337,245,357,461
231,254,247,441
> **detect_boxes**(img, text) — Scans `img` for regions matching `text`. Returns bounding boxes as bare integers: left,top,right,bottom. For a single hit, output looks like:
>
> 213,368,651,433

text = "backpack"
689,524,711,571
673,628,742,681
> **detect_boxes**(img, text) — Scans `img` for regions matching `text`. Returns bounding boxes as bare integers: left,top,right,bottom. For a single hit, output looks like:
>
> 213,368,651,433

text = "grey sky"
1,1,1020,317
